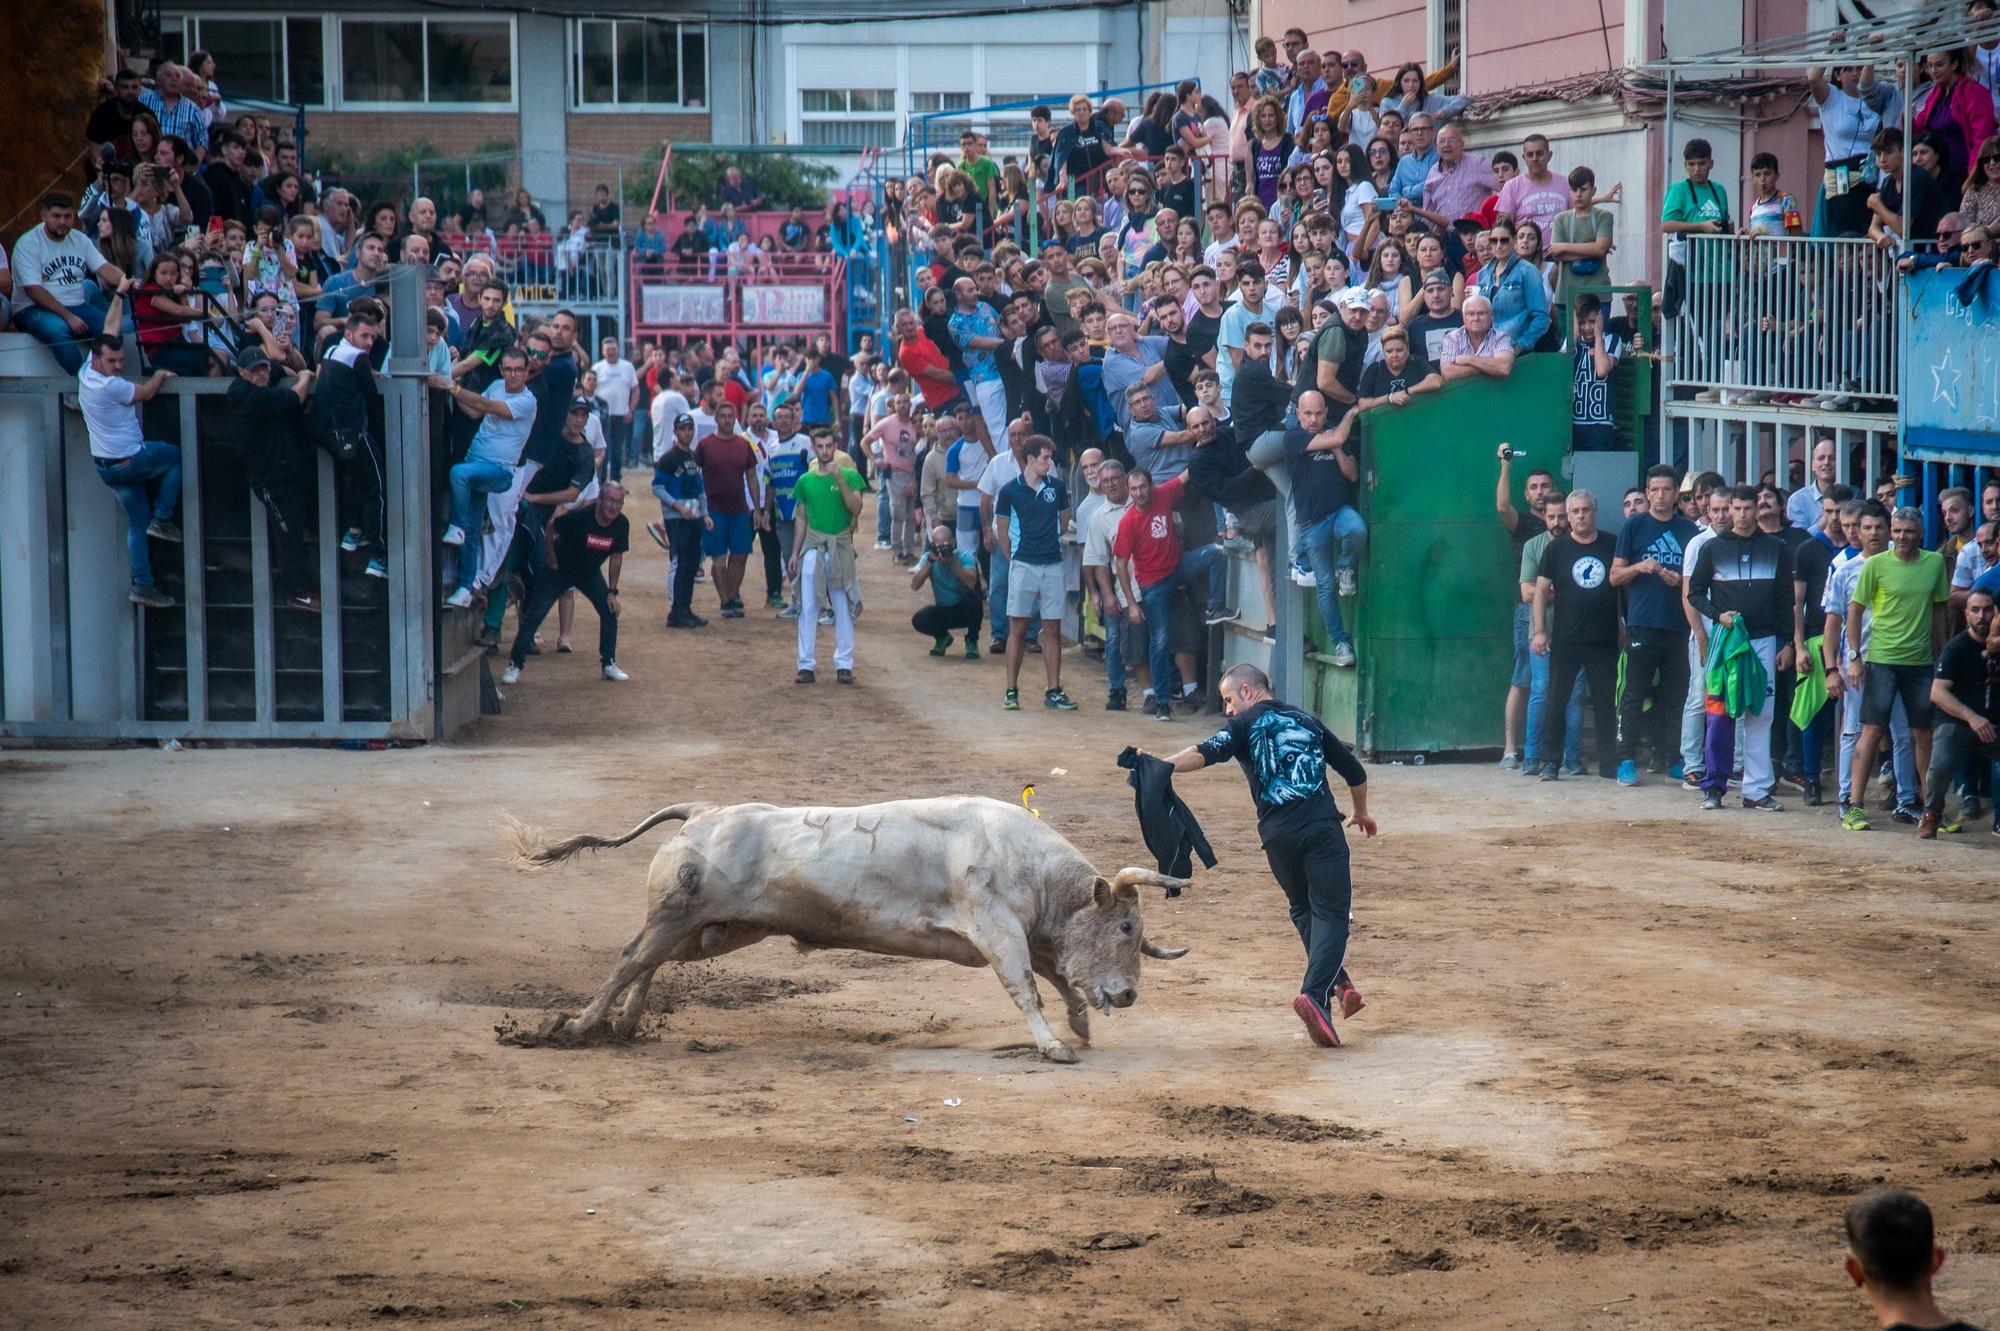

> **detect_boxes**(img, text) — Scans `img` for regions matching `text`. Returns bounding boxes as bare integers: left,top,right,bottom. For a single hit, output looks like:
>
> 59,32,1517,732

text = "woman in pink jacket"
1913,48,1997,196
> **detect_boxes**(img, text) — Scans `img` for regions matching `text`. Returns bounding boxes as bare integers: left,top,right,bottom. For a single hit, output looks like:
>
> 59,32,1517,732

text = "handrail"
648,143,674,222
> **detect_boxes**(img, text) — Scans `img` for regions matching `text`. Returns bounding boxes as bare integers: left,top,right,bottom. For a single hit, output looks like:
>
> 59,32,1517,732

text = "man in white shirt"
648,372,693,462
435,346,539,605
78,281,181,606
762,403,813,617
590,338,641,480
1786,436,1839,532
14,193,126,374
1082,459,1137,710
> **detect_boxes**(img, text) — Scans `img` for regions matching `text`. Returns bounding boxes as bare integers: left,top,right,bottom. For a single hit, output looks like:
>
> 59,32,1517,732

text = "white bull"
504,796,1188,1063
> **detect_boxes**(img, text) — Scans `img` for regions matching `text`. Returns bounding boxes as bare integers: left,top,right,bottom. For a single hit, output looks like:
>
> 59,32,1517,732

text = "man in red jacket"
894,309,964,414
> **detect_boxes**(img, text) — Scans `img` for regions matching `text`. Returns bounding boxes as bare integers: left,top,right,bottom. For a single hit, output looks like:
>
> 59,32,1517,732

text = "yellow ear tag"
1020,784,1040,818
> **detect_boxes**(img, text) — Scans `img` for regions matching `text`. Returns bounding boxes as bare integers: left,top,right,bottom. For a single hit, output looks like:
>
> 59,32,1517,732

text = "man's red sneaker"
1336,981,1365,1020
1292,994,1341,1048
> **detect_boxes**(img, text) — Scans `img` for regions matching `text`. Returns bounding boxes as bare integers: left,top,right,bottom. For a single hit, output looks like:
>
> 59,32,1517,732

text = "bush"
636,151,837,214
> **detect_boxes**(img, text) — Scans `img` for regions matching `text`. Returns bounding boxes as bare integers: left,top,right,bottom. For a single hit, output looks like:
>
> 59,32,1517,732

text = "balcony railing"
1666,234,1899,401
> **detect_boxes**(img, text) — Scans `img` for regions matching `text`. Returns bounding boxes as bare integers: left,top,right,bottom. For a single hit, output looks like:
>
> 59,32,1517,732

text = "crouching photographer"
909,523,985,658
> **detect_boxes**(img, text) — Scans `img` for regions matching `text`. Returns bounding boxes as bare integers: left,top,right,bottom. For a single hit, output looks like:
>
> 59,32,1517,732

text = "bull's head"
1062,868,1190,1015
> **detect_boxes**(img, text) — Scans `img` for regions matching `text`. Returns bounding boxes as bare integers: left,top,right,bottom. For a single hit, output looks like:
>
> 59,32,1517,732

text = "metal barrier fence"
489,236,625,309
628,254,849,344
0,268,449,743
1666,234,1899,400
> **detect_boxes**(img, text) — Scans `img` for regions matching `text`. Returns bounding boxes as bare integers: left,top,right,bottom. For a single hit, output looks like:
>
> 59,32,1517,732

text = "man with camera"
909,524,985,658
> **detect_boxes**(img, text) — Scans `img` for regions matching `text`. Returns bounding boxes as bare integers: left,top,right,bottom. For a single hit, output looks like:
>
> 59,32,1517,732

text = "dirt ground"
4,487,2000,1330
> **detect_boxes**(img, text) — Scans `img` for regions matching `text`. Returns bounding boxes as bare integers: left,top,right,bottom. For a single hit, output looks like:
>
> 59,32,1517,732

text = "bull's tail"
502,803,716,869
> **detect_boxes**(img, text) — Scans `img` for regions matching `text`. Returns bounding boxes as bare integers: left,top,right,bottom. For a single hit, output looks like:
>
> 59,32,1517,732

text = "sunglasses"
526,348,550,359
1983,155,2000,166
1342,60,1363,69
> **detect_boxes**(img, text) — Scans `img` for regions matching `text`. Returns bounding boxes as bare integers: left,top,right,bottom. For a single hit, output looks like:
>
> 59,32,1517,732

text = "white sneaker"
441,525,466,546
1290,563,1317,588
874,540,892,550
601,662,630,681
444,587,473,609
500,663,522,684
1335,566,1357,597
1331,641,1357,668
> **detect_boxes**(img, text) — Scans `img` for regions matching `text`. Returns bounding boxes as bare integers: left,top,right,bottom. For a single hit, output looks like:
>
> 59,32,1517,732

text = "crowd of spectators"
13,28,2000,805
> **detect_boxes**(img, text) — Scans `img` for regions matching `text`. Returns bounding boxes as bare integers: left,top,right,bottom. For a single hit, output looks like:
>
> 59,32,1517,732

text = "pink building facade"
1256,0,1844,287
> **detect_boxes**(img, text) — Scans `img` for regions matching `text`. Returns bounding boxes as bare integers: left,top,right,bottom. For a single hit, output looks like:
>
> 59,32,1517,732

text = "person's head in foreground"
1843,1189,1966,1331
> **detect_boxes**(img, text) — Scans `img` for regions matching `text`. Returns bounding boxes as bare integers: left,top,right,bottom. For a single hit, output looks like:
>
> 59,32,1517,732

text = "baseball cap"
1423,267,1451,289
674,412,695,428
568,396,594,414
1336,286,1373,311
236,344,270,370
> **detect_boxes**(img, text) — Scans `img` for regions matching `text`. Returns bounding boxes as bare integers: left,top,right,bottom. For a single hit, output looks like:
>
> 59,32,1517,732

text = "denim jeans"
1139,577,1180,698
1176,542,1229,614
94,442,183,588
1836,685,1918,807
1526,647,1585,770
17,288,108,374
449,457,515,590
1300,506,1366,646
1103,603,1127,692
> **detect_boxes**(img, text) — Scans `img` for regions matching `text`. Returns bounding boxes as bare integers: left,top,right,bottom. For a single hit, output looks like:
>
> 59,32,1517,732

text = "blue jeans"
876,472,893,543
95,442,183,588
1176,542,1229,614
1526,648,1585,770
17,289,108,374
449,458,514,590
1300,506,1367,646
1104,604,1127,692
1139,578,1182,699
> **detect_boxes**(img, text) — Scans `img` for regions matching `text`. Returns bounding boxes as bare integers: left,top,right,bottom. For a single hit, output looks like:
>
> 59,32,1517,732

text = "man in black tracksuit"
1160,662,1377,1049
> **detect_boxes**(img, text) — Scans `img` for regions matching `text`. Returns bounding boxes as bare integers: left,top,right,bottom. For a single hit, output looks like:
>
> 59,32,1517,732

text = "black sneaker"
1682,769,1706,791
1154,702,1173,721
475,625,500,648
1105,689,1128,712
836,668,854,685
1891,804,1921,825
1802,781,1823,807
795,669,815,683
1538,767,1560,782
145,518,183,543
1742,794,1784,812
129,583,175,608
1178,690,1203,712
1701,792,1723,810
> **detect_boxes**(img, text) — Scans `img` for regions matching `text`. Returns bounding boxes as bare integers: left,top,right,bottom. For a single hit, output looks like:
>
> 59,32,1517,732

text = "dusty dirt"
4,488,2000,1328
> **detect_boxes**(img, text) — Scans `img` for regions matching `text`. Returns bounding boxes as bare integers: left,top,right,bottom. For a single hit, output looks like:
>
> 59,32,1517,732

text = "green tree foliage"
635,151,837,215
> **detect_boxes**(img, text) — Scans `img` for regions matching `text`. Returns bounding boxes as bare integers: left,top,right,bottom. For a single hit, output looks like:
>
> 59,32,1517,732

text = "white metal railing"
1665,234,1899,400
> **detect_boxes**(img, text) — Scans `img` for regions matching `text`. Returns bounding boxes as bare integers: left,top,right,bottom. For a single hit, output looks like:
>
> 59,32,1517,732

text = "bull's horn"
1141,938,1189,960
1111,867,1191,897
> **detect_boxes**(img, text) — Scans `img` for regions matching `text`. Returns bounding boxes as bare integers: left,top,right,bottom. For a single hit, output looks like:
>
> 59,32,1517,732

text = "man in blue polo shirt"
996,433,1075,713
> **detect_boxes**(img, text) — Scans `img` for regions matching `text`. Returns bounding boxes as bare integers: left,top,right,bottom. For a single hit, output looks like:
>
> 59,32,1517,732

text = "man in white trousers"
787,428,864,684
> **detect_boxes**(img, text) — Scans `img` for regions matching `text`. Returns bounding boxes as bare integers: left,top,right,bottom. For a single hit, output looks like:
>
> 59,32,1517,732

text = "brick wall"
563,112,709,214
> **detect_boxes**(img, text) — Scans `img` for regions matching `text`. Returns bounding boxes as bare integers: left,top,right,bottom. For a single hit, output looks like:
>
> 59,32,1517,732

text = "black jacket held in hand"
1116,746,1217,891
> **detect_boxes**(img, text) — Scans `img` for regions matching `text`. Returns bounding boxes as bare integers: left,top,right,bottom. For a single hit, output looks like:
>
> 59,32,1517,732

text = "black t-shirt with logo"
1407,310,1463,365
1357,355,1434,400
551,506,630,576
1936,631,2000,729
1539,531,1620,645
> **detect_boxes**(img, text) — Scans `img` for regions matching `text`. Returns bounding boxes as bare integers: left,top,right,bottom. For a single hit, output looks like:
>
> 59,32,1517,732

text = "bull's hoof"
1065,1014,1092,1044
1040,1041,1079,1064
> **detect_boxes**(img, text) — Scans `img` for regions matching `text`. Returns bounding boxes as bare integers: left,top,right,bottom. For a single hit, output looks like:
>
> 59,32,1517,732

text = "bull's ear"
1092,877,1112,908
